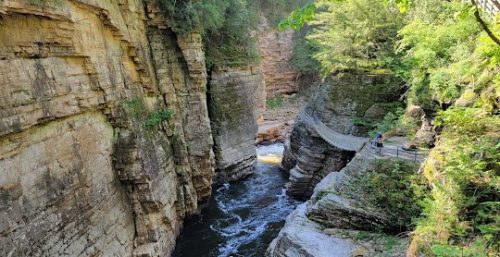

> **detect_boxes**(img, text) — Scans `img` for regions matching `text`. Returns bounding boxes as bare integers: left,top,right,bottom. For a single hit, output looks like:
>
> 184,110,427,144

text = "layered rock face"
0,0,219,256
254,17,302,145
0,113,136,257
282,72,402,198
208,65,263,181
257,17,299,97
267,146,410,257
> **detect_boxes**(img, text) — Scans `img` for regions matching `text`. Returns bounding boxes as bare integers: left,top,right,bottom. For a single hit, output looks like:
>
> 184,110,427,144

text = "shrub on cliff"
281,0,499,255
351,159,426,233
157,0,308,69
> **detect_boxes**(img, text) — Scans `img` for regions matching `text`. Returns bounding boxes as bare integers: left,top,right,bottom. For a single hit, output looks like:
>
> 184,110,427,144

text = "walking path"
302,113,427,162
301,113,368,152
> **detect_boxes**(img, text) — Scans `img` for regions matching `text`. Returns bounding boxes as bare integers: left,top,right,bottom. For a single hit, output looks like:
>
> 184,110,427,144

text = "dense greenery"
290,27,322,75
308,0,405,75
279,0,407,76
398,2,499,255
282,0,499,255
412,107,499,257
352,105,420,138
278,3,316,30
351,160,426,232
203,0,260,68
158,0,307,68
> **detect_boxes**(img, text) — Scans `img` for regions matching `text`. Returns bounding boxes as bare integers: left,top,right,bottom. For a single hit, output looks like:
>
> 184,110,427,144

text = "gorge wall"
257,17,299,98
208,65,263,181
0,0,260,256
282,72,403,198
255,19,304,144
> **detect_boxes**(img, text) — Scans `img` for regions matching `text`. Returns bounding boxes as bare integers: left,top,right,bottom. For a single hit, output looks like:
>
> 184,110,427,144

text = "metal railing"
368,140,427,162
475,0,500,15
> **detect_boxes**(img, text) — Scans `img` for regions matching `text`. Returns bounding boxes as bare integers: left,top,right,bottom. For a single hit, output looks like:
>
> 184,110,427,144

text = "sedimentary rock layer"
282,72,402,198
0,1,217,256
267,146,410,257
209,66,263,181
257,17,299,97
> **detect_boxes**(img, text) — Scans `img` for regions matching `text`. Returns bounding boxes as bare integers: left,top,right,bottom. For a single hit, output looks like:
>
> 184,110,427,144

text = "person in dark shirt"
374,132,383,153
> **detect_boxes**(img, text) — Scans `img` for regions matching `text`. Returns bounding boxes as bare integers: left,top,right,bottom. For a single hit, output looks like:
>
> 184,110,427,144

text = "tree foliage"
278,3,316,30
158,0,307,68
289,0,405,75
281,0,499,255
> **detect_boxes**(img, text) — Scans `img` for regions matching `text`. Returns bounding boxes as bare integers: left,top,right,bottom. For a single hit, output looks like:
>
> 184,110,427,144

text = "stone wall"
0,0,216,256
0,113,136,257
208,65,263,181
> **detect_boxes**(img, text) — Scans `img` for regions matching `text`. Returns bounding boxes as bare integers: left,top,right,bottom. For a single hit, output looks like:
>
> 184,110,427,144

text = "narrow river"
172,144,301,257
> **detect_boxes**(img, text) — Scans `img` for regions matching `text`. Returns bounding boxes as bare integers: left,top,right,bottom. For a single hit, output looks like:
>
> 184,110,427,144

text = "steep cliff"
255,18,308,144
208,65,263,181
267,145,420,257
282,72,403,198
0,0,219,256
257,17,299,97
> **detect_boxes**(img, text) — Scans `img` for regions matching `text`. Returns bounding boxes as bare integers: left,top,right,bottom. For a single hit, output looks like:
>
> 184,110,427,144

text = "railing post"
396,147,399,159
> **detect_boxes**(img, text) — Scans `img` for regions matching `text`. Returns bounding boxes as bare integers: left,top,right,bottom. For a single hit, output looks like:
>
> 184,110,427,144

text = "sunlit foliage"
158,0,307,68
304,0,404,75
280,0,499,256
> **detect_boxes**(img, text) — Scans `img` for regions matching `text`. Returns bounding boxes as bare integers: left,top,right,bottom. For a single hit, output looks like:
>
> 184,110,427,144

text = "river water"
172,144,301,257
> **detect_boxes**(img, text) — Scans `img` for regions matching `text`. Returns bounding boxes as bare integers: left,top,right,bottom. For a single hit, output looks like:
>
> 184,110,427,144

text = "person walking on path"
373,132,384,154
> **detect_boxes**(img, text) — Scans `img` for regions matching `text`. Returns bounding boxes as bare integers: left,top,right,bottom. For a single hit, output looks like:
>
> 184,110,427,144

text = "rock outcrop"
282,72,402,198
267,146,411,257
413,113,436,147
266,204,408,257
208,65,263,181
257,17,299,97
255,17,306,145
0,0,257,256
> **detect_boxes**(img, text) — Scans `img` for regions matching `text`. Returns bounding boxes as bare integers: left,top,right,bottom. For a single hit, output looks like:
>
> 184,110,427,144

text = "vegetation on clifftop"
351,160,426,233
282,0,499,256
157,0,307,68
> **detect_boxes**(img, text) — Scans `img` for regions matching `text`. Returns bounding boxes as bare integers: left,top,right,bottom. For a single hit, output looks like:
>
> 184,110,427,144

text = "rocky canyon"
1,0,498,257
0,0,272,256
0,0,301,256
